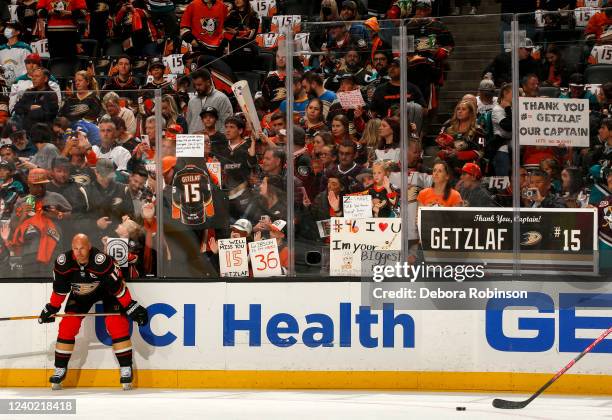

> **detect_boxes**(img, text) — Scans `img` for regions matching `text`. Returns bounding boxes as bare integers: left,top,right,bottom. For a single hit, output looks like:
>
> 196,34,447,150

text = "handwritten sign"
176,134,205,157
337,89,365,110
206,161,222,186
218,237,249,277
316,219,331,238
163,54,185,74
248,238,283,277
271,15,301,34
518,97,589,147
30,39,50,59
342,195,373,219
330,218,401,276
250,0,277,18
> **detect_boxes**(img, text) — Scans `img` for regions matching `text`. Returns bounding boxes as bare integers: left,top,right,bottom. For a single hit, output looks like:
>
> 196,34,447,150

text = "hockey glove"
38,304,60,324
125,301,149,326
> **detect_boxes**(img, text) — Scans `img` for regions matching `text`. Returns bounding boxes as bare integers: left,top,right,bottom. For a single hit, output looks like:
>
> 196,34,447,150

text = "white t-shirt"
92,145,132,171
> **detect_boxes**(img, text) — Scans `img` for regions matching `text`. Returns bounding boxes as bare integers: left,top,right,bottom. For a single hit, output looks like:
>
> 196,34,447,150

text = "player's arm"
98,255,148,326
39,255,72,323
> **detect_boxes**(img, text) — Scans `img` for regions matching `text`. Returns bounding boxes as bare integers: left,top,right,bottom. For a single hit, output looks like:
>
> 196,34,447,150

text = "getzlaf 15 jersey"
52,248,128,303
172,164,215,225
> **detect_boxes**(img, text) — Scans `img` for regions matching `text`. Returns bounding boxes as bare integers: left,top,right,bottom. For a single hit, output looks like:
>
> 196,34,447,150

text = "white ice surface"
0,388,610,420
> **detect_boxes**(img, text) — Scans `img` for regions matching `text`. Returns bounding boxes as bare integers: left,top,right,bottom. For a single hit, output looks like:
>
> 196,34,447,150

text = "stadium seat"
94,57,112,75
48,58,79,88
132,58,149,76
80,39,99,58
584,64,612,85
539,86,560,98
103,39,124,57
258,51,275,73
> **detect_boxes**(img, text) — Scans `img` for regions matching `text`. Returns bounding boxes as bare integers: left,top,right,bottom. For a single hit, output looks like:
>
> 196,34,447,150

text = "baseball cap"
51,156,71,170
25,53,41,65
231,218,253,235
269,219,287,237
162,155,177,175
415,0,432,8
461,162,482,179
0,160,15,172
27,168,50,184
356,168,373,183
42,193,72,212
339,73,357,84
199,106,219,119
95,158,116,178
478,79,496,92
149,57,165,70
0,144,18,153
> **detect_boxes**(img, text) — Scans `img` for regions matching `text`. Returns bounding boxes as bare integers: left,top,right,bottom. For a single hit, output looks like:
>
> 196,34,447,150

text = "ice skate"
49,367,67,390
120,366,133,390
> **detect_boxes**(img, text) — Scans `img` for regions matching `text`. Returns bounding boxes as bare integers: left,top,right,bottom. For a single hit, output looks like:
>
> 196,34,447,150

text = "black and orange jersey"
171,164,215,225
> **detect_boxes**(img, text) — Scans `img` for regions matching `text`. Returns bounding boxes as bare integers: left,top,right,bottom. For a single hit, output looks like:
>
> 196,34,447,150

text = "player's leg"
51,308,86,388
104,297,134,389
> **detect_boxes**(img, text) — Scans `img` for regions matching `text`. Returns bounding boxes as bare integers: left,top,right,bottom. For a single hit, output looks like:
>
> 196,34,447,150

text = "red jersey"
37,0,86,31
180,0,227,48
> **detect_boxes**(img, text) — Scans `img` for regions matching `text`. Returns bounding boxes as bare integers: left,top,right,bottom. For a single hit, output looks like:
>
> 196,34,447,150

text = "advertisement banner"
418,208,598,275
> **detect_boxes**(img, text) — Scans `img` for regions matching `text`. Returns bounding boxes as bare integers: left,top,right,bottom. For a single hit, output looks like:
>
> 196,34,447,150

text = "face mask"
3,28,13,39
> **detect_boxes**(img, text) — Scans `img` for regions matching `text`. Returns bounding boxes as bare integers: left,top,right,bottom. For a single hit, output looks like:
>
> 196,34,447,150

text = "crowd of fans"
0,0,609,278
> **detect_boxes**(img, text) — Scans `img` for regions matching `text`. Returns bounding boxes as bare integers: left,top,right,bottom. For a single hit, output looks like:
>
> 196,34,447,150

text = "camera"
523,188,538,199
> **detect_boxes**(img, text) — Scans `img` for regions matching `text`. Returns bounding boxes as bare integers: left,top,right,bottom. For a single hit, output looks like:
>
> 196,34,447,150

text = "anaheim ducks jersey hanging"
171,163,215,225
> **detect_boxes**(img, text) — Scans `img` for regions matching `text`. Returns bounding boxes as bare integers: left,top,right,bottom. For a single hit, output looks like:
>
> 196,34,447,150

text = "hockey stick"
493,325,612,409
0,313,118,322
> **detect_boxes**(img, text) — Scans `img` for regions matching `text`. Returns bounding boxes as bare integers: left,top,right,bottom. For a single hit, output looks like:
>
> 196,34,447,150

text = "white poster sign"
342,195,373,219
30,39,50,59
330,218,401,276
218,238,249,278
163,54,185,74
176,134,205,157
518,97,589,147
248,239,283,277
337,89,366,109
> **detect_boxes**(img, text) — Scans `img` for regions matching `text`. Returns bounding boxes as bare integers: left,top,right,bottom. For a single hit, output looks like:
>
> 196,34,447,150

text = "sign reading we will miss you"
518,97,589,147
218,238,249,277
330,218,401,276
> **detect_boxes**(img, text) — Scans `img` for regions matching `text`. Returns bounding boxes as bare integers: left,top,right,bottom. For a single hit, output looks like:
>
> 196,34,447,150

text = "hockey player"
38,233,149,390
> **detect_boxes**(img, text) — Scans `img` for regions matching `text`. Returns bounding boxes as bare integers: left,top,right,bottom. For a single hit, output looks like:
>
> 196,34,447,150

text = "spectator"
361,118,381,163
161,94,188,134
375,117,401,162
224,0,259,66
196,106,225,147
102,92,137,135
186,68,233,134
180,0,228,57
27,123,60,170
371,57,425,118
36,0,86,59
141,58,175,95
102,55,139,96
279,71,310,118
16,0,38,43
324,140,363,192
13,68,59,133
308,174,347,221
560,167,588,208
312,131,334,157
113,0,158,56
10,54,61,113
112,116,139,154
339,1,370,48
366,161,398,217
436,100,484,175
10,128,37,158
477,79,497,115
93,118,132,172
560,73,599,110
456,162,495,207
261,147,285,177
584,7,612,42
540,45,570,88
125,166,151,221
522,169,566,208
87,158,135,243
0,22,31,85
326,73,367,135
417,160,463,207
0,159,26,220
490,83,513,176
250,174,287,226
59,70,102,123
301,72,337,119
483,38,541,87
261,50,289,113
301,98,327,139
540,157,562,193
520,73,540,98
145,0,180,54
452,0,479,15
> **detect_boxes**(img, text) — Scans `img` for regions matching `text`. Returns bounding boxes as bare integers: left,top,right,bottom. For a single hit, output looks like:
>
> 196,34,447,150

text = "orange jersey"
180,0,227,48
417,188,462,207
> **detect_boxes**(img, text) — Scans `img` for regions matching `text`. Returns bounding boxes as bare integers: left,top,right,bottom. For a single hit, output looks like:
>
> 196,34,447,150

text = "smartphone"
260,215,271,224
141,135,150,147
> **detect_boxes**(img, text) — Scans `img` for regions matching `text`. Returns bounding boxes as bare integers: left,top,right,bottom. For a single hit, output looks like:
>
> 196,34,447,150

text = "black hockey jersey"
171,164,215,225
51,247,128,305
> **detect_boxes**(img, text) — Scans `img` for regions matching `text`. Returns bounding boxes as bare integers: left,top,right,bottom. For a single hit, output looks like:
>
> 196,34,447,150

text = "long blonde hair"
361,118,381,164
75,70,99,97
320,0,339,21
447,100,478,139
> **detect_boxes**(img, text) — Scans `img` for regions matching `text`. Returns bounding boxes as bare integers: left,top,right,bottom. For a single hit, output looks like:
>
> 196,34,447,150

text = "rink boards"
1,282,612,394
